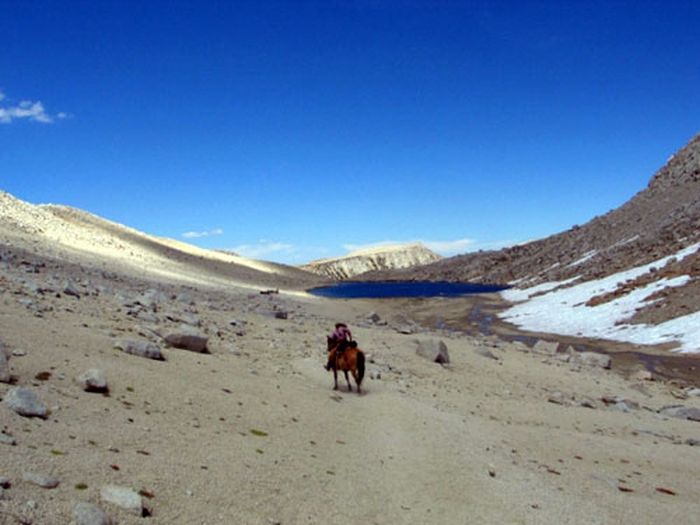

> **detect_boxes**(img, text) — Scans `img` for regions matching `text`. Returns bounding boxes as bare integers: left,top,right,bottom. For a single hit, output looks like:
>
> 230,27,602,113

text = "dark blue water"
308,281,509,299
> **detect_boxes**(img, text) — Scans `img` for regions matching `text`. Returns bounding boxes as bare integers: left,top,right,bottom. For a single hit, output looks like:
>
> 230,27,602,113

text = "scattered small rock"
474,347,499,360
22,472,59,489
100,485,147,515
414,339,450,364
600,395,639,412
547,391,568,405
73,502,114,525
63,281,81,298
366,312,382,323
3,387,48,418
532,340,559,355
114,339,165,361
575,352,611,369
0,432,17,446
658,405,700,422
77,369,109,393
630,369,654,381
0,348,10,383
0,476,10,488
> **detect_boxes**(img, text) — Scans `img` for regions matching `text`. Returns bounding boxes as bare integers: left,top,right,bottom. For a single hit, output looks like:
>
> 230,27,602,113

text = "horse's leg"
333,368,338,390
344,370,352,392
352,369,361,394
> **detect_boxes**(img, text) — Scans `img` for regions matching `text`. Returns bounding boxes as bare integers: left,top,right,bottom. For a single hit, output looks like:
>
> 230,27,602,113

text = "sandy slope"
0,191,321,293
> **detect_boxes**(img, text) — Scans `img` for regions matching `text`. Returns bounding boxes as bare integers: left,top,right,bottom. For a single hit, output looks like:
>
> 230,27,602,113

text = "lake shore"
360,293,700,385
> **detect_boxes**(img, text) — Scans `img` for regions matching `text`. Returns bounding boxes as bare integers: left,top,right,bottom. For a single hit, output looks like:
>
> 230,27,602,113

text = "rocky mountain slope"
364,133,700,351
301,243,441,280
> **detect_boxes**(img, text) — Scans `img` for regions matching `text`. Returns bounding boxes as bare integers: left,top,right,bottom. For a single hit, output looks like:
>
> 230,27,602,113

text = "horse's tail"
356,350,365,386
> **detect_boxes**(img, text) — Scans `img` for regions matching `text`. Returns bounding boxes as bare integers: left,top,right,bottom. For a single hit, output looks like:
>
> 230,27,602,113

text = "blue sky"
2,1,699,264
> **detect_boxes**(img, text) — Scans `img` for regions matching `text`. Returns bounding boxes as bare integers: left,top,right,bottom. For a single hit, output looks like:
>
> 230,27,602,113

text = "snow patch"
500,242,700,353
567,250,597,268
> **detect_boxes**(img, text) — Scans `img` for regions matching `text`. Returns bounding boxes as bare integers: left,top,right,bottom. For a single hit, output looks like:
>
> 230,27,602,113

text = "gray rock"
135,311,160,324
601,395,639,412
63,281,81,298
114,339,165,361
575,352,611,369
0,348,10,383
658,405,700,422
77,369,109,393
0,476,10,488
181,312,201,326
366,312,381,323
175,291,194,305
0,432,17,446
100,485,144,514
138,289,168,311
547,391,568,405
274,311,289,320
73,502,114,525
166,311,201,326
164,328,209,353
3,387,48,418
532,340,559,355
576,396,598,409
22,472,59,489
686,438,700,446
11,349,26,357
686,388,700,398
414,339,449,364
474,347,499,360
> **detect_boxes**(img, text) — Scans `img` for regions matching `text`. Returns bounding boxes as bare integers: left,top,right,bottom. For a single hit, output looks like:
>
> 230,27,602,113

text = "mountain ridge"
301,243,441,280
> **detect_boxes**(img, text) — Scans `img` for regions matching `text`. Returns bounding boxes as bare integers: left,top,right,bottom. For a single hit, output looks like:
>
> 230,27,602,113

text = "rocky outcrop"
302,243,442,280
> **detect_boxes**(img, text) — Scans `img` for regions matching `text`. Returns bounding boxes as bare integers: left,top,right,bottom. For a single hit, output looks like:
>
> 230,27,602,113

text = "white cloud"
0,92,65,124
232,240,295,260
423,238,476,255
182,228,224,239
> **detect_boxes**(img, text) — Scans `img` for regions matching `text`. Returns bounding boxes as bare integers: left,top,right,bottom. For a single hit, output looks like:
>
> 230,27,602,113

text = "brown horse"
326,337,365,394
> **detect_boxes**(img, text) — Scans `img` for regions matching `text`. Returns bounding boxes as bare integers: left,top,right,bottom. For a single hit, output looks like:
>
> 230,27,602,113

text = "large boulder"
414,339,450,364
114,339,165,361
3,387,48,418
164,326,209,353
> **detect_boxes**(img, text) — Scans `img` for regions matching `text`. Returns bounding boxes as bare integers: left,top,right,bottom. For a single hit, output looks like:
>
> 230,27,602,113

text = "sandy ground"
1,225,700,524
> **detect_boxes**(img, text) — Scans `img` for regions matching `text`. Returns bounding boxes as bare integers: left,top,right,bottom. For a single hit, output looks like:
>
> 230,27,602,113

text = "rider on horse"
325,322,353,371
